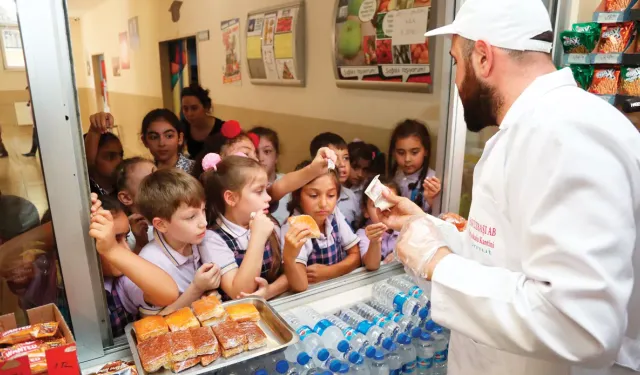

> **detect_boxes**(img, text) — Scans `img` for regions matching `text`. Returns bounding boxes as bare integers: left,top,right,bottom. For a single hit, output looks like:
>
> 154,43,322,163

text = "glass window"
0,0,23,70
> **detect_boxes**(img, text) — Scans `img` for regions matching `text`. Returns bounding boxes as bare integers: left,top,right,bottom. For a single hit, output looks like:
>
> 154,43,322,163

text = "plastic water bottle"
346,352,367,375
335,309,386,347
295,352,316,375
416,332,435,375
397,333,417,374
369,349,390,375
351,303,401,339
386,342,403,375
328,359,345,373
284,342,308,363
276,360,298,374
363,345,377,368
367,300,417,333
294,307,351,356
324,315,372,355
432,327,448,375
372,282,421,317
282,312,336,368
388,277,430,308
410,327,423,349
424,320,437,334
263,352,286,373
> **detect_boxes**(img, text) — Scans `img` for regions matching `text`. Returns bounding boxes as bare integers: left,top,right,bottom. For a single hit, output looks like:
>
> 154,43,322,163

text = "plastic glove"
395,215,448,279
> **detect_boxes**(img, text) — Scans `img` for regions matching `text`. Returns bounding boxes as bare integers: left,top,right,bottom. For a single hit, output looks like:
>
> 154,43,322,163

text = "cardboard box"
0,304,74,345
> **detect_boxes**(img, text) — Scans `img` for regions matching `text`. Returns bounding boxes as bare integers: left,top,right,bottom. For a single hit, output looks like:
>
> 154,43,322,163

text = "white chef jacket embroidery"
429,68,640,375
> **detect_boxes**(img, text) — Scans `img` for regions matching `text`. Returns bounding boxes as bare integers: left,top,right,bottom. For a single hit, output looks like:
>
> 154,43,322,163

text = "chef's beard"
458,60,501,133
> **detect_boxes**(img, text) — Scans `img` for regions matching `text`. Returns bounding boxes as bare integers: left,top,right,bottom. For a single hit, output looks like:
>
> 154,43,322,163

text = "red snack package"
598,22,633,53
605,0,632,11
588,68,620,95
0,323,59,346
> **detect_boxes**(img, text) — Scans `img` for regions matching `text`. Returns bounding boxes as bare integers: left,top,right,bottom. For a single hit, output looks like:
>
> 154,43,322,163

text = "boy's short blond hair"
137,169,205,221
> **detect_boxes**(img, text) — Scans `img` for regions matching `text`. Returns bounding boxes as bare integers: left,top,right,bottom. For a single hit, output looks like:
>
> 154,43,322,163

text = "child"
141,109,195,174
346,141,386,209
250,126,291,225
113,157,157,252
84,115,124,195
200,155,288,301
282,161,361,292
88,194,179,334
388,120,442,213
115,169,220,315
356,176,400,270
310,133,359,228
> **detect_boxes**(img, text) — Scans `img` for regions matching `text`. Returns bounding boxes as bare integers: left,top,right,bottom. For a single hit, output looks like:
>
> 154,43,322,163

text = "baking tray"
125,297,298,375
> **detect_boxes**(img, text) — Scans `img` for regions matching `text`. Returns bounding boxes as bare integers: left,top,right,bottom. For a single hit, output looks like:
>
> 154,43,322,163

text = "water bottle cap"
275,360,289,373
420,332,432,341
397,333,411,344
389,343,398,351
255,370,268,375
329,359,343,372
339,363,350,373
434,326,443,334
297,352,311,365
374,349,386,361
365,345,376,358
419,307,429,319
382,337,394,349
411,327,422,338
317,348,330,361
348,351,362,364
425,320,436,331
321,372,333,375
337,340,350,353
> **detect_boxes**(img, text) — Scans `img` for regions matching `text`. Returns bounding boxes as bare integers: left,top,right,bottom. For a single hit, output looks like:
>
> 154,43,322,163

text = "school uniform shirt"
270,173,292,225
350,183,365,212
104,276,137,337
117,229,202,315
174,153,195,174
200,215,280,281
282,208,359,266
393,168,437,213
423,68,640,375
356,224,399,260
337,186,359,229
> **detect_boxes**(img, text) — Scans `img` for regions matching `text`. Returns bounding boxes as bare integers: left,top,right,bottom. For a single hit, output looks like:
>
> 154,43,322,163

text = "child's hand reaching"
238,277,269,299
311,147,338,175
89,112,114,134
365,223,387,243
423,176,442,200
249,211,275,242
90,193,102,217
283,225,310,261
89,209,120,255
193,263,221,293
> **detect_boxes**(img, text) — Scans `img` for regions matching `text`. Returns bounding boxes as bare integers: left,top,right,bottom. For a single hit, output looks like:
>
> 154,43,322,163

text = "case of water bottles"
221,273,451,375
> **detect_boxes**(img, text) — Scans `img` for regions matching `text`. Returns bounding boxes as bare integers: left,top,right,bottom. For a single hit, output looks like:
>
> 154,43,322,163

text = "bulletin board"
333,0,433,93
246,0,306,87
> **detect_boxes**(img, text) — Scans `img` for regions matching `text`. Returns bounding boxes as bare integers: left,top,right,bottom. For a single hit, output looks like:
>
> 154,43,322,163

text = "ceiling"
66,0,106,17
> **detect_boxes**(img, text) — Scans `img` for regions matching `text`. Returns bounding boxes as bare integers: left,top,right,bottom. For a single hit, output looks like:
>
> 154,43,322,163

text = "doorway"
91,54,108,112
159,36,198,115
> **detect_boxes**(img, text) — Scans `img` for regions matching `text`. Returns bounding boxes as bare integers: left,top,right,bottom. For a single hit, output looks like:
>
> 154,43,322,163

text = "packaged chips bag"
605,0,632,11
588,68,620,95
598,22,634,53
619,66,640,96
561,22,601,54
571,65,595,90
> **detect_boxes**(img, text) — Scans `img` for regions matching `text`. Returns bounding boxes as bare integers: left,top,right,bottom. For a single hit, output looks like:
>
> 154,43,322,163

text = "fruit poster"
335,0,431,88
221,18,242,84
246,4,302,83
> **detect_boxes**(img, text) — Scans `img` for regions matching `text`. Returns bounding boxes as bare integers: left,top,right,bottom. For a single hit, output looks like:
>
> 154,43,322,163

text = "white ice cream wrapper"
365,174,394,210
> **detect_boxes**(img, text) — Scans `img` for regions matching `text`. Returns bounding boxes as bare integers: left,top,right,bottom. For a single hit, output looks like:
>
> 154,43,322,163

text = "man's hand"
376,189,426,231
395,215,449,280
307,264,330,284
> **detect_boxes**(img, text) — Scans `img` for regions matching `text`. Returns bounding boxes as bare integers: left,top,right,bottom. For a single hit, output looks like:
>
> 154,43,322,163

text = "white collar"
217,215,249,239
154,229,199,266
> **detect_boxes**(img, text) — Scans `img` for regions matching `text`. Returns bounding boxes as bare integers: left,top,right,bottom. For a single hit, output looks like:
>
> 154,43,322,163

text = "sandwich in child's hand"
226,303,260,323
133,316,169,342
137,334,170,373
165,307,200,332
237,322,267,351
189,326,219,365
287,215,321,238
192,294,225,323
167,331,196,363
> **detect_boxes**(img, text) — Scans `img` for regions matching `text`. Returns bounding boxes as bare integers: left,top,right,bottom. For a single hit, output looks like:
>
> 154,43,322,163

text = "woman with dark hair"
181,84,225,157
140,108,194,173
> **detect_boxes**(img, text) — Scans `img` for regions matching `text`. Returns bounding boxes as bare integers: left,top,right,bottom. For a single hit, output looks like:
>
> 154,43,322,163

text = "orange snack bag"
598,23,634,53
0,322,59,346
588,68,620,95
605,0,632,11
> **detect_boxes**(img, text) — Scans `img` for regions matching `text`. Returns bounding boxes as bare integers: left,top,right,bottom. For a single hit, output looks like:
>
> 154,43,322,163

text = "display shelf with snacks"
592,0,640,23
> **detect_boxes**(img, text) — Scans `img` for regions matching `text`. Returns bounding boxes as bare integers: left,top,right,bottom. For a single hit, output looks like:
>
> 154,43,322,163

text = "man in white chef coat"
378,0,640,375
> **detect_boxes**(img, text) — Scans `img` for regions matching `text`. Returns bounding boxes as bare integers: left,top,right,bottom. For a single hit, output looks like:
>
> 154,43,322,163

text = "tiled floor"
0,122,48,217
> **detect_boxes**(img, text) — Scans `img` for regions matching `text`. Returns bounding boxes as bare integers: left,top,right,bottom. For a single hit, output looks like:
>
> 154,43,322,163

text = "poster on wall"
246,2,304,85
221,18,242,84
119,32,130,69
128,16,140,50
334,0,431,90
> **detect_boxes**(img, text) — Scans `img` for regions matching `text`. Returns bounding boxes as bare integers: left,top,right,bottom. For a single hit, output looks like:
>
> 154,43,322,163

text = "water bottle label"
417,356,433,369
390,369,401,375
393,292,409,312
355,320,372,335
434,350,447,363
372,314,388,327
402,360,417,373
408,285,423,298
313,319,334,336
387,311,403,323
341,327,356,341
296,325,314,341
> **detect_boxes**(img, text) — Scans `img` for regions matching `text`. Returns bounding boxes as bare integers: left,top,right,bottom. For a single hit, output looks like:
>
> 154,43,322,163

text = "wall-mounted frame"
246,0,306,87
332,0,434,93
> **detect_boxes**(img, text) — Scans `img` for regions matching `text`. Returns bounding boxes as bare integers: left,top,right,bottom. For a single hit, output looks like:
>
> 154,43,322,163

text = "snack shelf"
563,53,640,65
592,9,640,23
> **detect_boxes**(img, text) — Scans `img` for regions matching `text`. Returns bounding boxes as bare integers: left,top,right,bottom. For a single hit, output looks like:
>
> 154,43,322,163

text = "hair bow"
221,120,242,139
202,153,222,171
